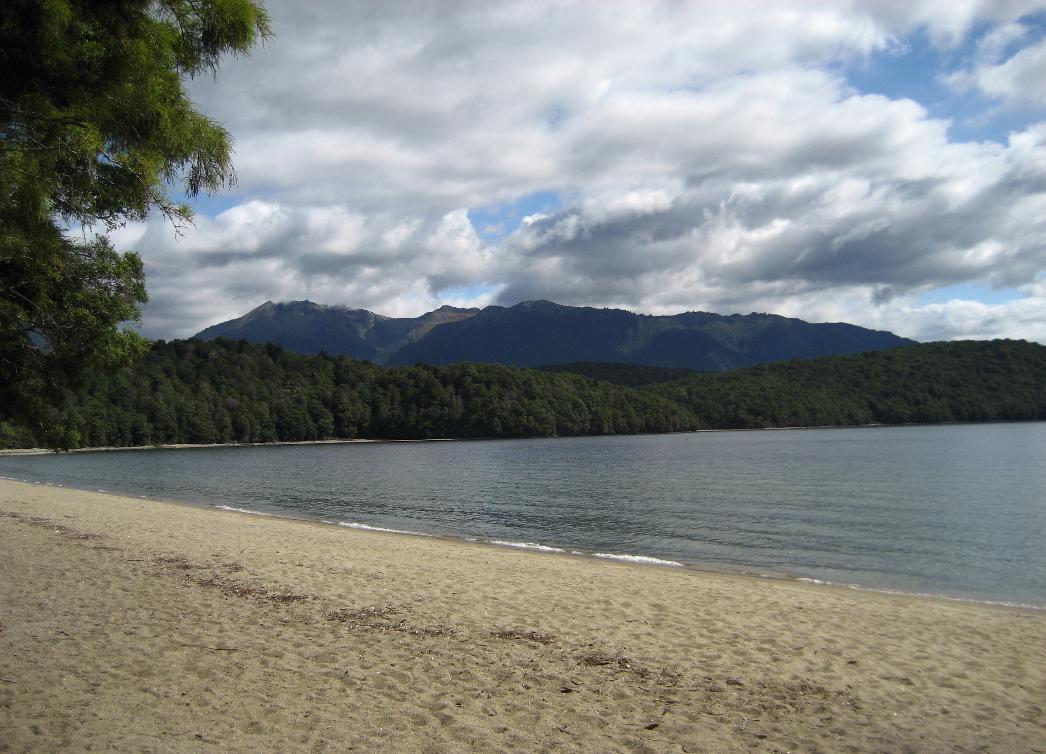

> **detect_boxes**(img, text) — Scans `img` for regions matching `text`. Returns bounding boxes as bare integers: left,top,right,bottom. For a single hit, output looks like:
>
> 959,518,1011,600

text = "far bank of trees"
646,339,1046,429
2,338,1044,450
1,339,695,449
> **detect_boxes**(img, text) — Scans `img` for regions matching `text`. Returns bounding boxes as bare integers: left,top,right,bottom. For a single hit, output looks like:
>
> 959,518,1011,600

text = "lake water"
2,423,1044,608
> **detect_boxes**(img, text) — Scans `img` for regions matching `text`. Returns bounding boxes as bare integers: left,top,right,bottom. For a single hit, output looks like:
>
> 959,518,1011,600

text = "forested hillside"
0,339,695,448
648,339,1046,429
2,338,1043,450
540,362,697,387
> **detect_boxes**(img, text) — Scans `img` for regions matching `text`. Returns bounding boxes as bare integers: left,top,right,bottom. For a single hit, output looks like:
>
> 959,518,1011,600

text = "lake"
2,423,1044,608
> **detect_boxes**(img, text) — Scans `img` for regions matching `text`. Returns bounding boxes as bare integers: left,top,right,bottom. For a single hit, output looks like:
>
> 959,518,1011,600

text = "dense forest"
646,339,1046,428
2,338,1044,450
540,362,696,387
0,339,695,449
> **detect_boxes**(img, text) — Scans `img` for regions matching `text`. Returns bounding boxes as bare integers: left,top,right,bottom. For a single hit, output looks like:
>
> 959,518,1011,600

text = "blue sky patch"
184,192,245,218
467,190,564,242
917,282,1025,306
842,13,1046,144
435,284,502,303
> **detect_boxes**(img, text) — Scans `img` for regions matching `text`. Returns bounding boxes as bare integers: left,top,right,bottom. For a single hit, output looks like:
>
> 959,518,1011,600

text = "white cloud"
947,28,1046,106
133,202,495,336
795,289,1046,344
120,0,1046,344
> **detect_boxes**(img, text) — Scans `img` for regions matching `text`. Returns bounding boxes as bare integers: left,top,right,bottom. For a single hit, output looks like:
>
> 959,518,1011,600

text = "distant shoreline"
6,418,1045,456
0,436,455,456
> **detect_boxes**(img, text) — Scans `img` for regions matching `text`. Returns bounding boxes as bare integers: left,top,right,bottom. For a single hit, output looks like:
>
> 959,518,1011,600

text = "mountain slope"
195,299,914,371
194,301,479,361
386,300,913,370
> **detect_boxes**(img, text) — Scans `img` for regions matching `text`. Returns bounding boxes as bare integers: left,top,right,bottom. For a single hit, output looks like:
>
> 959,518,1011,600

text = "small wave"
848,584,1046,611
593,552,683,567
793,576,1045,611
215,504,272,516
338,521,430,537
488,540,566,553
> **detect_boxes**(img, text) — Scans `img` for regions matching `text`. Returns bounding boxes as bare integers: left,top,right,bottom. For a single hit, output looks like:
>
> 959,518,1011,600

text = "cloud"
126,202,494,337
956,36,1046,106
857,0,1044,45
119,0,1046,344
945,19,1046,107
494,85,1046,305
775,286,1046,344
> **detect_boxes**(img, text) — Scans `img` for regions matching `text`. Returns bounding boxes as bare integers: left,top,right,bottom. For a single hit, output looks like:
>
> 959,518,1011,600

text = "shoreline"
3,474,1041,613
194,494,1046,613
2,471,1042,613
4,418,1042,457
96,491,1046,614
2,479,1044,751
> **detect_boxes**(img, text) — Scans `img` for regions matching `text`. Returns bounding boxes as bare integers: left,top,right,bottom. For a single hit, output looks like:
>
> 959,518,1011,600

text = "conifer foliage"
0,0,270,446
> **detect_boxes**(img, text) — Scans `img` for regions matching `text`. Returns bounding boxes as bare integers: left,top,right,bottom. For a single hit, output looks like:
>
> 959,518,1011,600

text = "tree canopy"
0,0,270,447
0,338,698,448
646,339,1046,429
3,338,1043,450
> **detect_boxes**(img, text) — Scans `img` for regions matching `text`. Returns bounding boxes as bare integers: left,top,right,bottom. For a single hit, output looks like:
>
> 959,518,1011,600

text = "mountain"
194,299,913,371
194,300,479,362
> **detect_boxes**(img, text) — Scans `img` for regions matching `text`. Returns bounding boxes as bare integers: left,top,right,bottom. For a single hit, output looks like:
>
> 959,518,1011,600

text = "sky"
113,0,1046,343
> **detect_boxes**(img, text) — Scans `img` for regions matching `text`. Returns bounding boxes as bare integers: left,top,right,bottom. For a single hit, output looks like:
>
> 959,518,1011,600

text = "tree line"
0,339,696,449
2,337,1043,450
645,339,1046,429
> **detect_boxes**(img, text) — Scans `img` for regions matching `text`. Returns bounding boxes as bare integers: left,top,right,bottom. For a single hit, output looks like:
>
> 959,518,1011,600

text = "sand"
0,480,1043,753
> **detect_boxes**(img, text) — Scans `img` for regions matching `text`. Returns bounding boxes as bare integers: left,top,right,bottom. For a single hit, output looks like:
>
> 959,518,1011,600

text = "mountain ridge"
195,300,480,363
194,299,914,371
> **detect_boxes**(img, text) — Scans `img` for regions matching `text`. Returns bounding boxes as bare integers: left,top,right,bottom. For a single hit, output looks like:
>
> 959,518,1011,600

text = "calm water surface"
2,423,1044,607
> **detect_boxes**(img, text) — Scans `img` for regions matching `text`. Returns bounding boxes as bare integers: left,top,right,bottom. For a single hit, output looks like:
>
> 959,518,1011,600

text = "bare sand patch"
1,480,1043,752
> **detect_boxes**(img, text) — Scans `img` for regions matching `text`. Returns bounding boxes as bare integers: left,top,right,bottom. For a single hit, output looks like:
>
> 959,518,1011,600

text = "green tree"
1,0,270,446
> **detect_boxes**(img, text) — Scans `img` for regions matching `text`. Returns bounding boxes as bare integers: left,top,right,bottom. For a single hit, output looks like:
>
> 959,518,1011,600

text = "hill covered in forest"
647,339,1046,428
2,338,1042,450
0,339,695,449
195,299,913,371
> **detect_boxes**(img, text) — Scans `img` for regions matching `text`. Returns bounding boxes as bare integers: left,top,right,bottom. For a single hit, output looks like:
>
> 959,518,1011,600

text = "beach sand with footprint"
1,479,1043,752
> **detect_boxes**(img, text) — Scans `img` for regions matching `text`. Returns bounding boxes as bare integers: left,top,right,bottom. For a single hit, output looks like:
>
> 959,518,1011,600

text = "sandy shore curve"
1,480,1043,752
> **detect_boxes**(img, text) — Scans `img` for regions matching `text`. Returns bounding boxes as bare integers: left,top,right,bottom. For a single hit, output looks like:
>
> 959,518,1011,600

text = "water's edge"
3,473,1042,613
4,419,1040,457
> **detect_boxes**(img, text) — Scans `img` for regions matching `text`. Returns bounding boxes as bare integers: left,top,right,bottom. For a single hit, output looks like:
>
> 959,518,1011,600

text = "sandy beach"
1,480,1043,753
